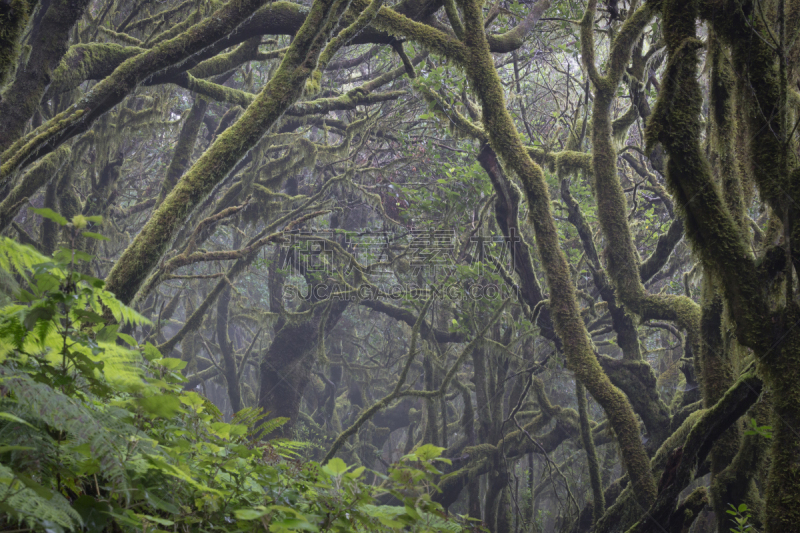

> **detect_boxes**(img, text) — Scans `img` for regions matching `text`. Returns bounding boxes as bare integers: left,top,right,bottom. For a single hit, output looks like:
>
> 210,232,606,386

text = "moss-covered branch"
647,0,766,351
581,0,700,360
155,96,208,207
0,0,92,154
372,6,467,63
0,0,30,89
0,0,277,179
455,0,657,509
104,0,354,305
484,0,550,53
44,43,145,99
629,370,762,532
0,145,70,232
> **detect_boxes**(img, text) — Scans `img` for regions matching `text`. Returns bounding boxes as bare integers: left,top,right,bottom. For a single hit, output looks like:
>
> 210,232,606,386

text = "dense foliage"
0,230,478,533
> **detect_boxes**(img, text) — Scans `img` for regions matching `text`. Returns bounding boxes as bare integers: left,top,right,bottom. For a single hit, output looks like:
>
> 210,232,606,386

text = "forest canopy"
0,0,798,531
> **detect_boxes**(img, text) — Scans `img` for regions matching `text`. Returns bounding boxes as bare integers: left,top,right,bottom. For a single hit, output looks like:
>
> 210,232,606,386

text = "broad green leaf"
142,342,162,361
234,508,268,520
180,391,206,410
138,514,174,526
156,357,187,371
137,394,182,418
414,443,445,461
323,457,350,476
143,492,180,514
30,208,68,226
0,412,35,429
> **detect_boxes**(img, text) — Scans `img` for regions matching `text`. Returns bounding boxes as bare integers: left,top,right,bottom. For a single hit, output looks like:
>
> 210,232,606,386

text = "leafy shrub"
0,215,479,533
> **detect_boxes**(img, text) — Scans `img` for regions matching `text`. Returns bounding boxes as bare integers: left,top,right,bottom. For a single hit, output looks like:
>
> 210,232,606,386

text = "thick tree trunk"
0,0,91,153
258,300,348,438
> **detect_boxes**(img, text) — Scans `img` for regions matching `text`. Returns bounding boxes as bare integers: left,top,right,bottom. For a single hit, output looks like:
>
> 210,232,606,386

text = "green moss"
2,0,281,179
0,0,29,88
373,6,467,63
597,354,672,448
484,0,551,53
759,306,800,531
554,150,592,177
189,37,262,79
708,32,746,231
0,0,94,154
442,0,465,39
47,43,144,99
647,0,768,356
105,0,354,304
309,0,382,95
449,0,657,509
0,145,70,232
705,0,786,215
97,26,143,46
578,0,703,367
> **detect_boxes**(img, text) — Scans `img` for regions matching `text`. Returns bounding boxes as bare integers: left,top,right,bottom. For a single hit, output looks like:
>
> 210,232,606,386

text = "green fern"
2,373,149,492
0,463,82,530
0,238,56,283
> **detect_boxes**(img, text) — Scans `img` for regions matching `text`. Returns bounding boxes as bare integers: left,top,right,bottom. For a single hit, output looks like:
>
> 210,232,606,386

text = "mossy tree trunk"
0,0,91,154
104,0,360,305
0,0,31,89
644,0,800,527
258,301,349,438
450,0,657,509
155,95,209,207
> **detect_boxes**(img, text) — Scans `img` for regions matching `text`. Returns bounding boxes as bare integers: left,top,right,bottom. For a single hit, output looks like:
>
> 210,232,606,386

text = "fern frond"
0,238,54,280
0,463,82,530
254,416,288,440
4,373,147,491
97,289,151,326
231,406,271,430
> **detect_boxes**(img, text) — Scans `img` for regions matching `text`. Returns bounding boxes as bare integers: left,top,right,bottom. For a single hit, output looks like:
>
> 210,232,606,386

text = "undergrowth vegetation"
0,213,479,533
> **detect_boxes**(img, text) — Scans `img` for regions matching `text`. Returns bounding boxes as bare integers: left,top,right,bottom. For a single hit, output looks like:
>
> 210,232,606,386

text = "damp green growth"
442,0,465,39
189,37,263,80
46,43,145,98
706,0,786,215
580,0,701,351
373,6,467,63
308,0,383,95
0,0,29,89
97,26,144,46
0,145,70,233
484,0,551,53
449,0,657,510
0,0,92,154
646,0,767,353
104,0,354,304
1,0,277,179
759,305,800,531
708,31,745,231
